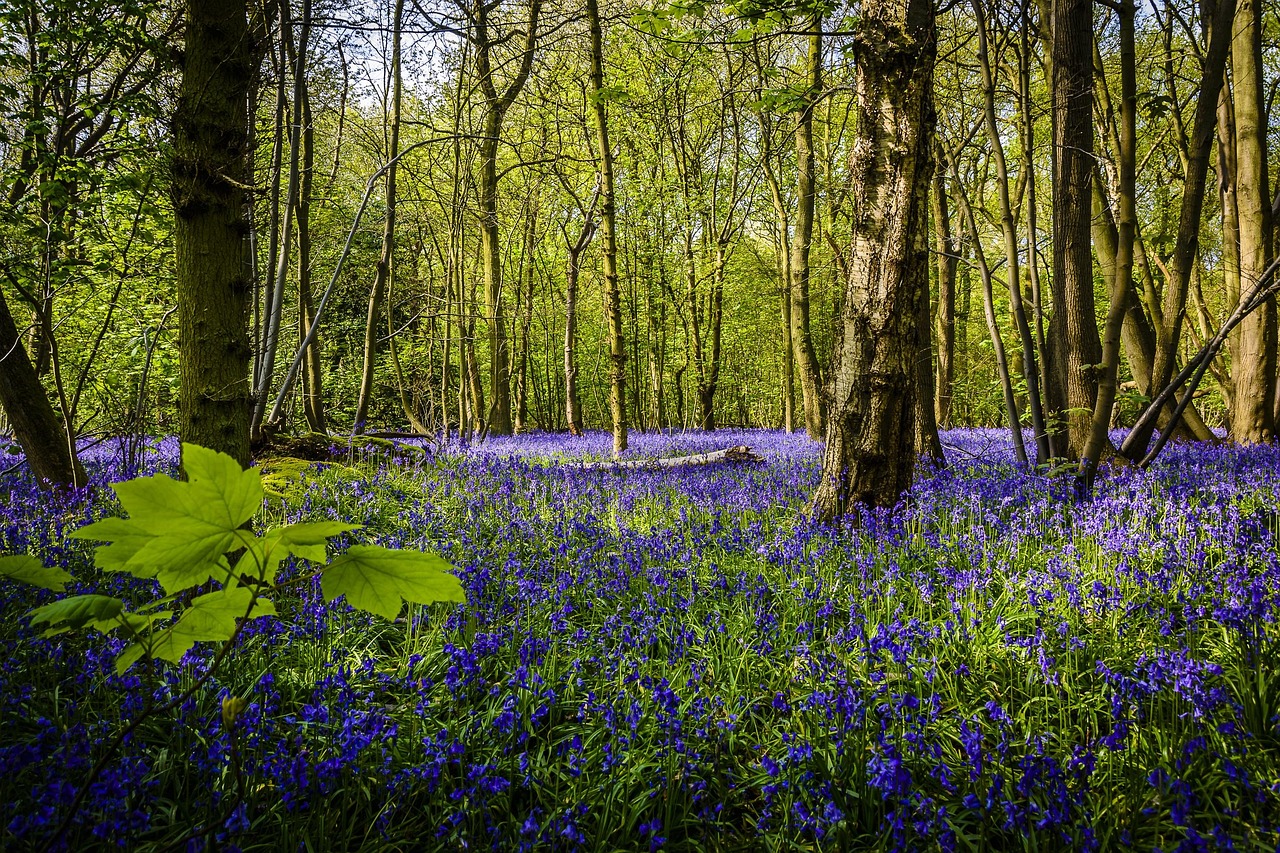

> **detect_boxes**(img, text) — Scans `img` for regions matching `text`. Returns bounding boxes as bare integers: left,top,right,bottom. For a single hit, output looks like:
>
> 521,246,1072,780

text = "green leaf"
276,521,362,562
117,588,275,672
233,521,359,584
72,516,155,576
92,610,172,636
322,545,464,621
29,594,124,631
0,554,73,591
74,444,263,592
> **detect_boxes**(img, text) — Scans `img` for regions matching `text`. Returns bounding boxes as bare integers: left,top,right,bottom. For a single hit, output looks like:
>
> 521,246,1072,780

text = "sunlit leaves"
0,554,73,591
29,594,124,634
7,443,462,673
323,545,465,621
72,444,262,592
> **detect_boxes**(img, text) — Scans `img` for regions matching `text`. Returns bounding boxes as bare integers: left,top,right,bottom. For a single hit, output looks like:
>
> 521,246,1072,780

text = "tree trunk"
297,72,326,434
251,0,308,439
811,0,935,518
947,147,1029,465
174,0,252,467
563,211,597,437
973,0,1050,464
354,0,403,433
930,149,956,429
472,0,542,437
792,18,826,439
587,0,627,455
1122,0,1235,459
1077,0,1136,494
1047,0,1099,460
0,289,85,488
515,191,537,432
1227,0,1276,443
914,166,944,464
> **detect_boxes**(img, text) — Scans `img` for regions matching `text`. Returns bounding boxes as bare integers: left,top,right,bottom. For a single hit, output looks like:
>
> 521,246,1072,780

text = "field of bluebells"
3,429,1280,851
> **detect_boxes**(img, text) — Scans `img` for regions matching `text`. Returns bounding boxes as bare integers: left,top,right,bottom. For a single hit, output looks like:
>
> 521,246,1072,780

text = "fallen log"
565,445,763,470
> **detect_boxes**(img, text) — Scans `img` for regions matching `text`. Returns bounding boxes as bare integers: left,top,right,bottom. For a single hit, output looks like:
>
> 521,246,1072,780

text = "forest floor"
2,429,1279,851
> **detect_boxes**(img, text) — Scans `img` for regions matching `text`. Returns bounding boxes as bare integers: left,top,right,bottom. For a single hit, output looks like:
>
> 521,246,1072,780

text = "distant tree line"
1,0,1278,514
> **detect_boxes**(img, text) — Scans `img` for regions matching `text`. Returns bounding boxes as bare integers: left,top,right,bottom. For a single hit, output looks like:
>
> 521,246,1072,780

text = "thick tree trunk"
1227,0,1276,443
792,19,826,440
173,0,252,467
1047,0,1099,461
811,0,935,518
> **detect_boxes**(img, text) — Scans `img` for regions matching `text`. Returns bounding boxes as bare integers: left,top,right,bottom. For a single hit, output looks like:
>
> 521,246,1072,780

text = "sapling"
0,443,465,849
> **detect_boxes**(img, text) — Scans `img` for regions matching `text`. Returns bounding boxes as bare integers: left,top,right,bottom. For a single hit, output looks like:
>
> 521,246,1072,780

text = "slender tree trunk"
515,197,537,433
930,152,956,429
792,17,826,439
297,70,326,434
973,0,1050,463
757,109,795,433
472,0,542,436
564,214,596,436
914,167,944,464
251,0,309,439
778,228,795,432
1123,0,1235,459
174,0,252,467
811,0,935,518
646,237,667,428
354,0,403,433
1227,0,1276,442
587,0,627,455
948,149,1028,465
1077,0,1136,493
696,240,727,431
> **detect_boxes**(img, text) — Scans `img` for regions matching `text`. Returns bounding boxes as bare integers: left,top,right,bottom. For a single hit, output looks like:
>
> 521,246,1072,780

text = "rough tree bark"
173,0,252,467
811,0,935,518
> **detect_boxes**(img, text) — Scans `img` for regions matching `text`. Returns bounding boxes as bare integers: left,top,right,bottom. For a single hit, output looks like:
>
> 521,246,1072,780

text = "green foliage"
0,443,464,675
0,555,72,591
